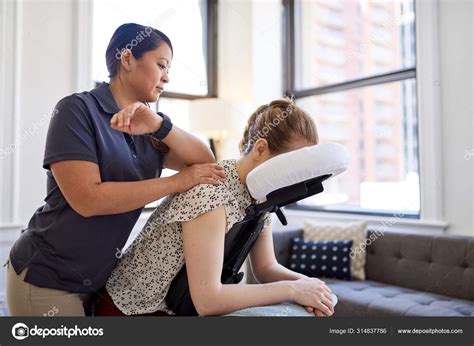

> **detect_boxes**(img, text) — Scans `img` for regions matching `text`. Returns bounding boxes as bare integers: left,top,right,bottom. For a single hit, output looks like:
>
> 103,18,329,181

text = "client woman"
95,99,335,317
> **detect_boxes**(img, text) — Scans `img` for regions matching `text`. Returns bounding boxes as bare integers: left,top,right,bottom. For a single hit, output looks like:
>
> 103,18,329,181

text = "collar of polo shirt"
90,82,121,115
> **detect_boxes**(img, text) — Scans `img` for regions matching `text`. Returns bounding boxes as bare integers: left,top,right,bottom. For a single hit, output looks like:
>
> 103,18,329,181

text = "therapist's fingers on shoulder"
198,163,225,181
206,170,224,184
187,165,217,184
213,168,225,180
215,168,225,178
211,164,226,179
206,163,224,171
201,177,220,186
212,163,224,170
203,169,222,184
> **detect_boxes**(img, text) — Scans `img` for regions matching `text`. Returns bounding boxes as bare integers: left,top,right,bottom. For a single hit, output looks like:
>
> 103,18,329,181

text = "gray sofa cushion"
365,230,474,301
246,227,474,316
325,278,474,316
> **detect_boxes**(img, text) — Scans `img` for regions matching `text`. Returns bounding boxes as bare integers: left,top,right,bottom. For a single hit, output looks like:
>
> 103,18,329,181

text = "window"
92,0,217,99
284,0,419,217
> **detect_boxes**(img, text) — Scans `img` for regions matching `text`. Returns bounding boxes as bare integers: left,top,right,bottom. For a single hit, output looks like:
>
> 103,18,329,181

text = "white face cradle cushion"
246,142,349,202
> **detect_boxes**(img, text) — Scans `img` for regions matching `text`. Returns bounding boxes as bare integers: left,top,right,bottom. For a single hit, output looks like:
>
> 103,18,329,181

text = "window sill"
275,208,449,234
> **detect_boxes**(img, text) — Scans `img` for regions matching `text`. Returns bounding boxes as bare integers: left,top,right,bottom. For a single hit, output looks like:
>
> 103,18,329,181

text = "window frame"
282,0,420,219
89,0,218,100
160,0,219,100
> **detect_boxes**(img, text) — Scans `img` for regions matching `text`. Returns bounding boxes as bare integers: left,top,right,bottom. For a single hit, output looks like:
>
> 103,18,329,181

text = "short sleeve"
43,95,98,170
153,183,230,224
263,212,272,227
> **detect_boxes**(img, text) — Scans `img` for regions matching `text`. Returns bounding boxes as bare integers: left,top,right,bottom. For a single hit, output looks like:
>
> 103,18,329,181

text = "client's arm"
182,207,334,316
249,226,309,283
248,226,334,317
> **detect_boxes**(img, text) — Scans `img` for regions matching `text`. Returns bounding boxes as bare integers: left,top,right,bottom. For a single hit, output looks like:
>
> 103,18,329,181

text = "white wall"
0,0,16,226
16,1,77,223
0,0,77,314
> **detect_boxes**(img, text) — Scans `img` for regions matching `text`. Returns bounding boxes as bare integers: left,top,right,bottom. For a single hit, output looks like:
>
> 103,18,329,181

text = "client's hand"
304,306,327,317
304,280,335,317
291,277,334,317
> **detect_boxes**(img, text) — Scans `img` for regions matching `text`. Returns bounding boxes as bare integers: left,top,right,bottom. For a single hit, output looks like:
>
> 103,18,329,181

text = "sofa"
247,228,474,316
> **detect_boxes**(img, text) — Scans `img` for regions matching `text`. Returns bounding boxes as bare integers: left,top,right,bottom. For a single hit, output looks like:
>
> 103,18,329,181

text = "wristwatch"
151,112,173,140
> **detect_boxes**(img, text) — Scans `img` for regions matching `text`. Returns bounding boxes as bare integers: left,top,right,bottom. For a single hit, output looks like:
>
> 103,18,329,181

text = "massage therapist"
6,23,225,316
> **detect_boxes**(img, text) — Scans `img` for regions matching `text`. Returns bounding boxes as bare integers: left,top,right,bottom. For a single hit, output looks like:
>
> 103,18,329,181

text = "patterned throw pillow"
287,238,353,280
303,221,368,280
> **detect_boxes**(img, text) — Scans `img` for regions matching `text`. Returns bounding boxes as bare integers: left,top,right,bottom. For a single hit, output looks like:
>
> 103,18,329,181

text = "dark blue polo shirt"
9,83,165,293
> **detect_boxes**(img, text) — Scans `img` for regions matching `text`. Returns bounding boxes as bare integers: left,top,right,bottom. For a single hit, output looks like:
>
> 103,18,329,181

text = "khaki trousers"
6,259,89,316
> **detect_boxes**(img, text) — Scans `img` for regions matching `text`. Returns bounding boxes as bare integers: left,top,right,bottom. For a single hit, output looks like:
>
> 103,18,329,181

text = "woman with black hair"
6,23,225,316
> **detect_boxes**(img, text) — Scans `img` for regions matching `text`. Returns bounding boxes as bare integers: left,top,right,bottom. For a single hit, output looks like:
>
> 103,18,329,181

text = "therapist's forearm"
82,176,178,217
162,126,215,165
88,126,214,216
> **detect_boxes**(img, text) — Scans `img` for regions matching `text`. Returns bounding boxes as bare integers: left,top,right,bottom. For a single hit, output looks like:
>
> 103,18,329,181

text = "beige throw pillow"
303,221,368,280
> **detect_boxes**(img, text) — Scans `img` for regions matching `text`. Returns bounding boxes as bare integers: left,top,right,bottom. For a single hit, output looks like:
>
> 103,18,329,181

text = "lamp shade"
189,99,253,140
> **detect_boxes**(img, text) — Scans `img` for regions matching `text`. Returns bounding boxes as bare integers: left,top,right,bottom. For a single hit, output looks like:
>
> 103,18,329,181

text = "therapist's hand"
110,102,162,135
171,163,226,193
